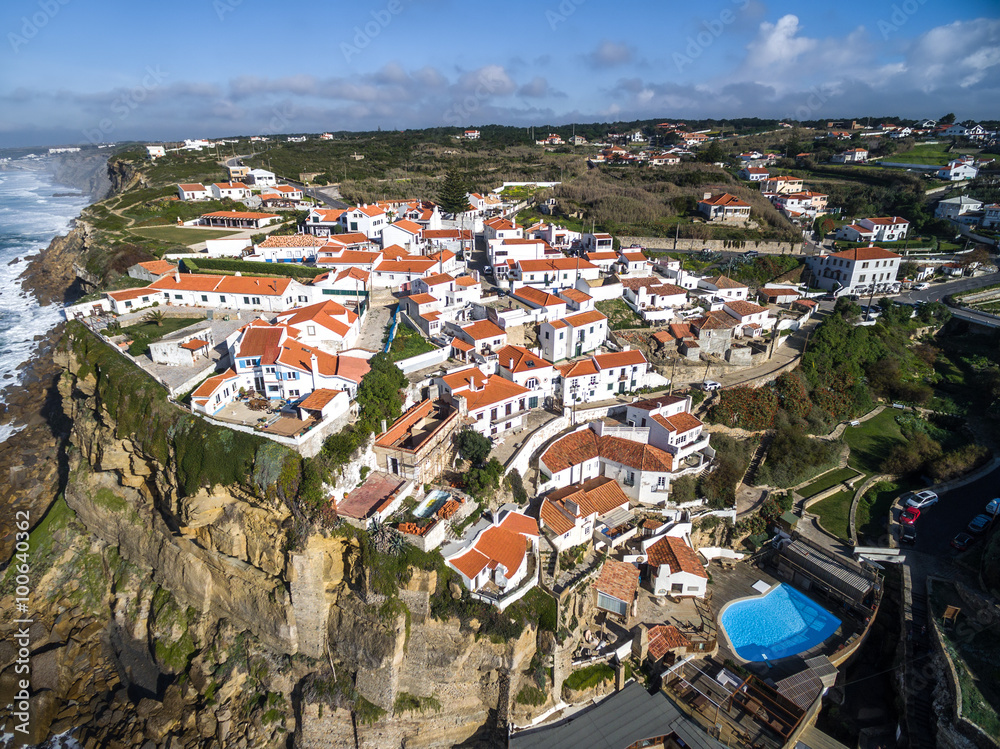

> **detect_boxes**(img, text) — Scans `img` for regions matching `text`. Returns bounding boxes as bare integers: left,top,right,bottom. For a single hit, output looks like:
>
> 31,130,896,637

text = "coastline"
0,153,108,561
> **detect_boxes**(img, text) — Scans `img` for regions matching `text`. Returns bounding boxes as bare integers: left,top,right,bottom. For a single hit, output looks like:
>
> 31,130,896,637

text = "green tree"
939,113,956,125
696,141,726,164
456,428,491,465
438,170,470,215
355,352,407,434
145,310,165,327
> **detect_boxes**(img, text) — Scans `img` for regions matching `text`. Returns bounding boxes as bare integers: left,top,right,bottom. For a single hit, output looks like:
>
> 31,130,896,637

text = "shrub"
456,428,491,465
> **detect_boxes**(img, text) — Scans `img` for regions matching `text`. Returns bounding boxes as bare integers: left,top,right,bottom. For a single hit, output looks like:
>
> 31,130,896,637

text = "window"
124,301,132,308
597,592,627,617
544,332,550,340
174,294,183,300
201,295,209,302
287,372,298,380
252,297,261,305
243,296,251,304
218,295,226,304
288,389,300,397
307,325,316,336
267,386,280,392
589,376,597,385
526,378,537,389
657,476,666,488
607,384,613,390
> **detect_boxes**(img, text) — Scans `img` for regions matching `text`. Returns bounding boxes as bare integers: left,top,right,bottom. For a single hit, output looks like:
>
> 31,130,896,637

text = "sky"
0,0,998,147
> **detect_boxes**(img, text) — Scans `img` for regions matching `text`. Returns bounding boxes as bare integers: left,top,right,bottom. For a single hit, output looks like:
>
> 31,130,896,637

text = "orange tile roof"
450,338,473,352
272,184,300,194
630,394,687,412
450,525,528,580
179,338,209,350
258,234,327,248
191,369,239,400
312,208,346,222
554,358,599,379
864,216,909,225
317,251,382,266
647,624,691,660
297,388,343,411
440,366,487,390
201,210,279,220
498,511,539,538
135,259,177,275
596,559,640,605
423,229,473,240
621,252,648,262
495,344,551,374
408,293,438,305
563,310,607,327
236,325,285,359
455,276,479,287
541,429,600,473
275,339,371,383
586,251,619,262
511,286,567,308
517,258,598,273
460,320,506,341
651,411,702,434
700,193,750,208
594,350,647,369
600,436,673,472
725,300,768,317
646,536,706,578
461,376,530,412
212,182,249,190
703,275,746,290
325,231,371,245
351,204,386,217
692,311,739,331
421,272,454,287
390,218,423,234
178,183,206,191
828,246,902,261
375,257,438,274
620,276,687,296
559,288,592,302
374,399,434,447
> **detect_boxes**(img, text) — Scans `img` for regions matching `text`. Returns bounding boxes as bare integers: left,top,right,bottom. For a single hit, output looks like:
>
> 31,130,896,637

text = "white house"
254,234,328,263
835,216,910,243
381,219,424,252
509,287,567,322
463,129,480,140
805,246,902,295
436,366,531,437
832,148,868,164
539,477,632,552
618,249,651,275
146,145,166,159
738,167,770,181
581,232,614,253
340,205,388,239
621,277,688,312
645,535,707,598
554,349,649,406
697,275,749,302
246,169,277,187
483,217,522,241
937,160,979,181
982,204,1000,229
935,195,984,221
177,183,211,201
444,510,539,606
105,272,310,315
698,193,751,222
304,208,347,237
539,309,608,362
273,299,362,353
511,257,600,292
495,344,555,408
722,300,773,337
210,182,251,201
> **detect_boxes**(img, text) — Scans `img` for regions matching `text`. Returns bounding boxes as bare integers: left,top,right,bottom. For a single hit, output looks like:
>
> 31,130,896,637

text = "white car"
913,282,930,290
985,498,1000,516
903,490,939,509
701,380,722,391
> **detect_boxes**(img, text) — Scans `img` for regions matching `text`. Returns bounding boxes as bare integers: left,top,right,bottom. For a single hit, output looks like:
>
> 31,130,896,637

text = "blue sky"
0,0,998,146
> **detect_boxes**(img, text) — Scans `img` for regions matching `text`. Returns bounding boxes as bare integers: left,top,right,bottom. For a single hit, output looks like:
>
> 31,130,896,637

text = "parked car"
902,490,938,509
900,507,920,525
968,514,994,534
743,250,759,258
700,380,722,391
913,282,930,290
985,498,1000,516
900,525,917,545
951,532,975,551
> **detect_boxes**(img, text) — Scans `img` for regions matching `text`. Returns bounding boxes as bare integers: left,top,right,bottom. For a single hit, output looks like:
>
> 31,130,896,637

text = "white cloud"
586,41,635,68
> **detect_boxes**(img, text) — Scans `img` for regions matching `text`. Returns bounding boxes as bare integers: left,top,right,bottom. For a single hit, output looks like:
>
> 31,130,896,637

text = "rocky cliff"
0,326,550,748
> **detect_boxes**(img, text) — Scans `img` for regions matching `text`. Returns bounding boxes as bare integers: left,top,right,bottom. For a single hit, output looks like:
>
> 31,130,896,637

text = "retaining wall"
619,236,803,255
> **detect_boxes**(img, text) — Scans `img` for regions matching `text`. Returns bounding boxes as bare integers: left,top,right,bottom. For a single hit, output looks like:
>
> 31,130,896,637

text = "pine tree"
438,170,470,215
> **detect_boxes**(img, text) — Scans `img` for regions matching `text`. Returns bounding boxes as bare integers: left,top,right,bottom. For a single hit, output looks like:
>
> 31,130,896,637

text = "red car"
900,507,920,525
951,533,975,551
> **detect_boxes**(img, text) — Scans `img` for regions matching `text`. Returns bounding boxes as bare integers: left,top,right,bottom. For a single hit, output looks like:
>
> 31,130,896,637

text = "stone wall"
619,236,803,255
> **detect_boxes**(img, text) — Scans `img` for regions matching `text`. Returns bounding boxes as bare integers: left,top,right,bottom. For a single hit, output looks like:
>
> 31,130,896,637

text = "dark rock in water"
7,256,20,265
52,192,82,197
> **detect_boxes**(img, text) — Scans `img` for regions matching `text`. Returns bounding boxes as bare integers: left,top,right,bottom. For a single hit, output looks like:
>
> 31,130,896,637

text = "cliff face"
0,339,546,747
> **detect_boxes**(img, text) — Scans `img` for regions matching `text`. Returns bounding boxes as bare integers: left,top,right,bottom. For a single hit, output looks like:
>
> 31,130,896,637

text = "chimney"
566,500,580,516
173,270,180,283
509,357,514,370
704,192,712,200
235,271,242,276
381,419,387,433
631,624,649,662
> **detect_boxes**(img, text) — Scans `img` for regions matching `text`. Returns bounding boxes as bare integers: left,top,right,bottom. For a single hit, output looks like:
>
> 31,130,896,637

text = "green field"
125,317,204,357
891,143,975,166
810,489,854,540
596,298,647,330
798,467,860,498
130,226,241,245
843,409,906,475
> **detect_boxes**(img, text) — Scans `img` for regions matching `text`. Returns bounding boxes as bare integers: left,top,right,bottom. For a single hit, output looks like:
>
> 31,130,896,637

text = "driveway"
358,289,395,352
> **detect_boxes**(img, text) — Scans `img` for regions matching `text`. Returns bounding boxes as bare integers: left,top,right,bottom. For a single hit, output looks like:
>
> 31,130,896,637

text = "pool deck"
707,561,859,679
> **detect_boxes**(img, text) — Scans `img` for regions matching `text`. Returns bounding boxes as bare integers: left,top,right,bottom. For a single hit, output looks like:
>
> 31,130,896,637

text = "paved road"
226,154,348,209
911,464,1000,556
892,271,1000,327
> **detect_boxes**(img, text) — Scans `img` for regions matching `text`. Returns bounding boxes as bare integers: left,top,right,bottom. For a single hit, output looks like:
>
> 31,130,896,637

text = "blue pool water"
720,584,841,662
413,490,451,518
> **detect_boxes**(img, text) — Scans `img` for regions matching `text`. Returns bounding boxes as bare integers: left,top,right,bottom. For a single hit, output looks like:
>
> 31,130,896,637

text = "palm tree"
145,310,166,327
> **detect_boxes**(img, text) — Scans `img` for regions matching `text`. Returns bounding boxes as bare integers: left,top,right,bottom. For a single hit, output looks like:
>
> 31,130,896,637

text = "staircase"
903,585,937,749
742,431,774,486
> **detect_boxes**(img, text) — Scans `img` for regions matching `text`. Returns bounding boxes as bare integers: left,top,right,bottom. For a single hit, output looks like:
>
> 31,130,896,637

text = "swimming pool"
719,584,841,662
413,490,451,518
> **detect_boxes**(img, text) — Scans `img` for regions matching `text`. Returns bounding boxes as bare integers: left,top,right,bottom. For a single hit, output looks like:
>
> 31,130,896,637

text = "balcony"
490,406,531,425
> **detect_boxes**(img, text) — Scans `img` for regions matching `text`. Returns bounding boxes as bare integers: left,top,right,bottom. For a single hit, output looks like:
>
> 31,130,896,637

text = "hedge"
182,257,322,280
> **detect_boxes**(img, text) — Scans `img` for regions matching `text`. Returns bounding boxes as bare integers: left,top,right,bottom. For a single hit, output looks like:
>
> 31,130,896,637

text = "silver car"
903,490,938,509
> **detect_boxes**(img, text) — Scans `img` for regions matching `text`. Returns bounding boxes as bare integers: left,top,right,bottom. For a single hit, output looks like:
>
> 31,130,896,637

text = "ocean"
0,158,91,443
